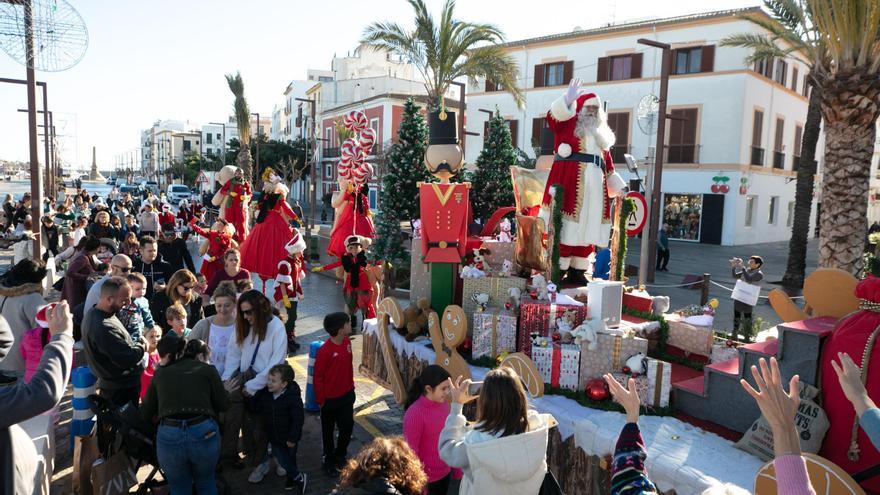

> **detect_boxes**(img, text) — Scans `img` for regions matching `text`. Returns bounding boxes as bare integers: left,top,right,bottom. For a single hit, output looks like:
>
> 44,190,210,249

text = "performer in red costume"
821,276,880,492
312,235,375,329
189,218,237,282
217,167,252,243
274,229,307,353
327,169,374,259
158,203,176,232
239,167,298,284
540,77,627,286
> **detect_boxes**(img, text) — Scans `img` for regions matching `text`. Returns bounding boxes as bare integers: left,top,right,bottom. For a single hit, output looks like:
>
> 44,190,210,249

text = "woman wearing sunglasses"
150,269,204,330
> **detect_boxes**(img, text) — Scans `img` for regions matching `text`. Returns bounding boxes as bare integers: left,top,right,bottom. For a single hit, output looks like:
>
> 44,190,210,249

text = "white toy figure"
572,316,609,350
624,352,647,375
473,248,491,273
496,218,513,242
412,219,422,239
471,292,490,312
532,273,549,300
555,310,578,343
507,286,522,312
499,259,514,277
651,295,670,316
547,282,558,302
460,264,487,279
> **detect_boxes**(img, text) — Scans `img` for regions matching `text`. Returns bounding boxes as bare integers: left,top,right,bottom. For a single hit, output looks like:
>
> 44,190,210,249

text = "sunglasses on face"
112,265,132,273
240,308,253,316
183,285,194,290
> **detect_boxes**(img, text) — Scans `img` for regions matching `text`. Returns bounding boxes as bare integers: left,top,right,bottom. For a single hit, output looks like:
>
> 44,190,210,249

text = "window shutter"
699,45,715,73
775,118,784,152
508,120,519,148
752,111,763,147
791,67,799,93
563,61,574,85
532,118,545,147
485,79,496,92
596,57,609,82
534,64,545,88
630,53,643,79
682,109,698,144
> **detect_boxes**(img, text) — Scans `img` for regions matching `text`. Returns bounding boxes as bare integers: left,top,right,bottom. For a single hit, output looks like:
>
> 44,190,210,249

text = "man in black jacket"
132,235,174,299
82,276,144,407
158,224,195,273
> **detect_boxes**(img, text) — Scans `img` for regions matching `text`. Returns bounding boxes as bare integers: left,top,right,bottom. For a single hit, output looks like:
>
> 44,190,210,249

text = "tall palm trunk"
782,82,822,290
237,145,253,183
817,71,880,275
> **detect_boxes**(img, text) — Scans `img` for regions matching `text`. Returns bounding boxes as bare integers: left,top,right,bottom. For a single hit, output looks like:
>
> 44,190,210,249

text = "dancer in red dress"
327,180,374,258
240,167,298,284
190,218,237,282
216,167,251,243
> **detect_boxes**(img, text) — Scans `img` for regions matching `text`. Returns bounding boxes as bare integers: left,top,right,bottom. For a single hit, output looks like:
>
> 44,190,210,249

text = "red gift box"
518,298,588,357
622,292,653,313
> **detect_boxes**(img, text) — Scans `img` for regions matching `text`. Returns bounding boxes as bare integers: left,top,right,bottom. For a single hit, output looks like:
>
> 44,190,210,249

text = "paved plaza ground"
36,234,817,493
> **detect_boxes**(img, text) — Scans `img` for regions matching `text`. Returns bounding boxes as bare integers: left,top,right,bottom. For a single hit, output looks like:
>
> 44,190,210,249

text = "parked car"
167,184,192,204
140,180,160,195
120,184,142,196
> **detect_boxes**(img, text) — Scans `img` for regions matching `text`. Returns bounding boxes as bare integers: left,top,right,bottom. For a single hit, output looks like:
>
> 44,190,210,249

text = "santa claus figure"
274,229,307,353
540,78,627,286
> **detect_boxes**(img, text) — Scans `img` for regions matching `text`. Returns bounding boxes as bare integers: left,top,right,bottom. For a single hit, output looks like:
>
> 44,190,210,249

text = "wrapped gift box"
610,358,671,408
711,343,739,364
610,372,649,401
532,343,581,390
409,239,431,304
480,239,517,273
462,276,527,328
472,310,518,359
579,333,649,389
518,299,588,357
665,314,714,357
622,292,653,313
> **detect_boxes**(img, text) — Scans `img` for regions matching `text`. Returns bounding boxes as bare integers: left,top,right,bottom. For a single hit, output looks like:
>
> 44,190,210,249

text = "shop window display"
663,194,702,241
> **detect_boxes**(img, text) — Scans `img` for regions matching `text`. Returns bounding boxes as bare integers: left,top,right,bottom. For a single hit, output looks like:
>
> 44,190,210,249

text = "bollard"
70,366,97,452
305,340,323,412
700,272,711,306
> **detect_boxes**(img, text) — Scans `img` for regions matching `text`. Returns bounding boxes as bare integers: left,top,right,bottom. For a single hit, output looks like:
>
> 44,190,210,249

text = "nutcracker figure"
312,235,375,329
420,108,468,312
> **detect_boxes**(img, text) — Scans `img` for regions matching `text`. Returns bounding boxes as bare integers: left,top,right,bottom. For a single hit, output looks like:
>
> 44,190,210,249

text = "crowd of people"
0,183,876,495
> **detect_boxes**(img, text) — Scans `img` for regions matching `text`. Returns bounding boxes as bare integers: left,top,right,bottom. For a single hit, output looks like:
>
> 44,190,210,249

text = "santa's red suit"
273,258,304,308
821,277,880,492
219,178,251,243
540,91,626,271
190,221,235,282
158,208,176,231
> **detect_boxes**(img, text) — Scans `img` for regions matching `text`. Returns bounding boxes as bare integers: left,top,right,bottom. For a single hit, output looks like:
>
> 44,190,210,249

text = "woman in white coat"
438,368,552,495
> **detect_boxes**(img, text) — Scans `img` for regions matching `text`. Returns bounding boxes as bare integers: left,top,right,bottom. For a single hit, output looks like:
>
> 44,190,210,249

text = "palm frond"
808,0,880,74
763,0,807,35
225,72,250,146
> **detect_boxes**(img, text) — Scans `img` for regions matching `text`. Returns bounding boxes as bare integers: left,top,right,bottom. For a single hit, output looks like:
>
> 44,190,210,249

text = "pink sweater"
20,327,50,383
404,396,459,483
773,455,816,495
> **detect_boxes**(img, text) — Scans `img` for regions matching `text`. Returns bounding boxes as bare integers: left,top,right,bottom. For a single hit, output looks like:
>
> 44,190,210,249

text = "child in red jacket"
312,235,375,329
313,312,355,477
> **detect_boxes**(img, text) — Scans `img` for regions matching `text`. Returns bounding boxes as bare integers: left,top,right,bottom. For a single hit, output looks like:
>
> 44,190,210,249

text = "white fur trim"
582,95,600,107
606,172,627,198
570,255,592,270
557,143,572,158
275,275,293,284
550,95,576,122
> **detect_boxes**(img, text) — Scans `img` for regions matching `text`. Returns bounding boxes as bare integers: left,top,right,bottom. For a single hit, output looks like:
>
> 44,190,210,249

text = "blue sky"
0,0,757,170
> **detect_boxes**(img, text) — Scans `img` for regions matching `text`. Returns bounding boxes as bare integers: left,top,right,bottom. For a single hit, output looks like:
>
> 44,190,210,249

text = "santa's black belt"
428,241,459,248
555,152,606,172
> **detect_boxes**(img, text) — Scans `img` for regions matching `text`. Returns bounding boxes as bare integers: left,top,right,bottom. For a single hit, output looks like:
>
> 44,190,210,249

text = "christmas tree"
373,97,431,266
471,110,517,222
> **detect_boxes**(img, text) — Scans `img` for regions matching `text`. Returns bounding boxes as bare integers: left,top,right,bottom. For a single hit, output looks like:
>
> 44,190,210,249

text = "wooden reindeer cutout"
500,352,544,398
376,297,407,404
754,453,865,495
429,305,472,381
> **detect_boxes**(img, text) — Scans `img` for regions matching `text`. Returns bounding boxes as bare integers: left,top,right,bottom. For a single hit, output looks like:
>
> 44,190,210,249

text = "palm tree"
361,0,523,109
721,2,826,289
225,71,253,181
723,0,880,276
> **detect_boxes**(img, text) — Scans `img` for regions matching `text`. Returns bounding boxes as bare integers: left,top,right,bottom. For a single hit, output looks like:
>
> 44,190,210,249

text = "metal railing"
664,144,701,164
750,146,765,166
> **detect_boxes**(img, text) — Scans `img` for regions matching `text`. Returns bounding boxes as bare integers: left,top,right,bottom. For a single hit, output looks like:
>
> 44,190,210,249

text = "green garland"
614,197,636,281
550,185,564,285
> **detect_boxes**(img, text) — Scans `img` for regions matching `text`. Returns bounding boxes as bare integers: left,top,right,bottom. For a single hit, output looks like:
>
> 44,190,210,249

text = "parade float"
353,89,875,494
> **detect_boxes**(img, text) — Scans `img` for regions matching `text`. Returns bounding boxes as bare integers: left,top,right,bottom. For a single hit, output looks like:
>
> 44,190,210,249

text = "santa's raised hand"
564,77,582,106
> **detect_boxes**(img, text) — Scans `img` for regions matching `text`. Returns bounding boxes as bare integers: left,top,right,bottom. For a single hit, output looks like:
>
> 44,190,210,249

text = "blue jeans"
268,442,300,480
157,418,221,495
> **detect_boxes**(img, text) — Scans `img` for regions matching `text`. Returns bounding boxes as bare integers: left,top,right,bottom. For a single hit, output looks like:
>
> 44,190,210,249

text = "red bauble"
529,291,538,300
505,302,512,310
552,332,561,342
585,378,610,401
622,366,631,374
719,184,730,193
461,337,472,351
711,184,720,193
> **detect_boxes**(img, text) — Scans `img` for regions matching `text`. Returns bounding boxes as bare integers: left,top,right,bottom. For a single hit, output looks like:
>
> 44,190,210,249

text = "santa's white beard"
575,110,615,151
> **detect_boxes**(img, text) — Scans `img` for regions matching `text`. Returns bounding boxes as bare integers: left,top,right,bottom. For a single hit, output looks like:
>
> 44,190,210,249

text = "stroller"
88,394,166,494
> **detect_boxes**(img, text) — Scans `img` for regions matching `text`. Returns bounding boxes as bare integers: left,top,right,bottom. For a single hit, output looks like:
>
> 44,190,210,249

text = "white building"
466,7,823,246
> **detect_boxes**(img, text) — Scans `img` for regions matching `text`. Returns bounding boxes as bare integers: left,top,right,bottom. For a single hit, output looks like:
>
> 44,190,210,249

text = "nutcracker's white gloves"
564,78,582,107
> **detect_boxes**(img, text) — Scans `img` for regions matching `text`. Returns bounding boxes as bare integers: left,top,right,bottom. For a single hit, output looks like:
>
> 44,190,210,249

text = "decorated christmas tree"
373,97,431,266
471,111,517,222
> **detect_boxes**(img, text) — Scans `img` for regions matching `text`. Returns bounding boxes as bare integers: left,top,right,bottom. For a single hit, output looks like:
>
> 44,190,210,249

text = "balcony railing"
664,144,701,164
751,146,765,166
610,145,631,165
773,151,786,169
322,147,340,159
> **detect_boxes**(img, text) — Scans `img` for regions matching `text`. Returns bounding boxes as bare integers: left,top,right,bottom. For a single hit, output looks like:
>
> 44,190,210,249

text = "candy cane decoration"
359,127,376,154
343,111,368,132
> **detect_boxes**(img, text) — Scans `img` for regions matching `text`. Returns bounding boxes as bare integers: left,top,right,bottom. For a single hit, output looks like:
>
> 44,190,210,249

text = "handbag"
225,338,262,391
90,451,137,495
539,470,565,495
732,279,761,306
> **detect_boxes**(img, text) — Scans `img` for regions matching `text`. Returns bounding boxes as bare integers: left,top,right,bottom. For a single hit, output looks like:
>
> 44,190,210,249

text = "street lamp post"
295,97,317,258
251,112,261,179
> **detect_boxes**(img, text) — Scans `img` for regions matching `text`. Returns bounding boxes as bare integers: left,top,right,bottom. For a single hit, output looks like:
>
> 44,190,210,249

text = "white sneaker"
276,463,287,477
248,461,270,484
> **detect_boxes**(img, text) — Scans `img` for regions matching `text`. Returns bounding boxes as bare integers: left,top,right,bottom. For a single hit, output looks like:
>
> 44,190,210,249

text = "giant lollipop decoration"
343,111,368,132
359,127,377,154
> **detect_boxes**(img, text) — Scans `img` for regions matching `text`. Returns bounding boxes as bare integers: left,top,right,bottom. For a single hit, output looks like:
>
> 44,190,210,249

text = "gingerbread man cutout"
429,305,472,381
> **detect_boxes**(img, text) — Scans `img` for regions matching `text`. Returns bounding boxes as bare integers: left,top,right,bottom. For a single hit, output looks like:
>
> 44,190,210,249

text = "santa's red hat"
275,260,293,285
576,93,601,111
35,303,56,329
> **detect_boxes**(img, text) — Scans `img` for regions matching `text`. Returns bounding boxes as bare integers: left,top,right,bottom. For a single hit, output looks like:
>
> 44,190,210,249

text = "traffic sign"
625,191,647,236
195,171,209,184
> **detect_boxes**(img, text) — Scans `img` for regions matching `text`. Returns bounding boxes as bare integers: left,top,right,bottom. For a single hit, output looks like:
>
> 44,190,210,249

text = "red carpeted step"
741,339,778,357
674,412,742,442
673,375,705,396
706,357,739,376
670,362,702,384
778,316,837,337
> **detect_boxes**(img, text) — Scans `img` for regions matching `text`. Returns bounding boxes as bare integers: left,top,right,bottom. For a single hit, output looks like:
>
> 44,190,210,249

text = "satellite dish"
0,0,89,72
636,94,659,135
